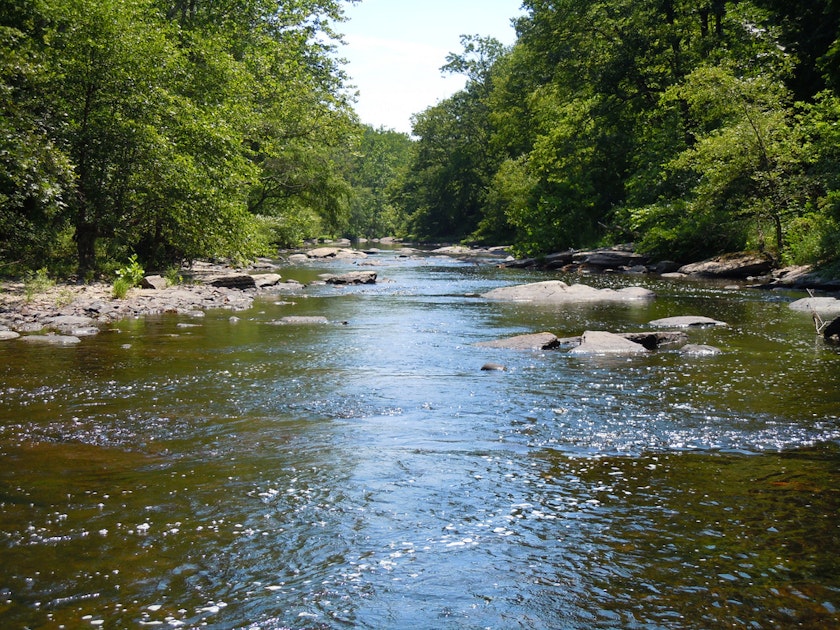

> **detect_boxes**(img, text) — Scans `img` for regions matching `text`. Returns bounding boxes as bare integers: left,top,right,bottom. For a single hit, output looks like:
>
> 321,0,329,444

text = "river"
1,248,839,629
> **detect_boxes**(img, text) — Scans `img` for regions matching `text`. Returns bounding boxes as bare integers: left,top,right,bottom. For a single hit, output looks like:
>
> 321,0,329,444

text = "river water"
1,248,839,629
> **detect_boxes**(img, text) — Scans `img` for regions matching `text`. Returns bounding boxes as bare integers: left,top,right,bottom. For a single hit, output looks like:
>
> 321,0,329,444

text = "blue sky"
338,0,524,134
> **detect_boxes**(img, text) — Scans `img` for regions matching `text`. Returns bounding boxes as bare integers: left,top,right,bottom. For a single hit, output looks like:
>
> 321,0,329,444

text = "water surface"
1,250,839,628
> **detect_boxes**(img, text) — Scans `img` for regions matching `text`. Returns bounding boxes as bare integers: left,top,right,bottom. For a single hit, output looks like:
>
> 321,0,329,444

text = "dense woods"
403,0,840,266
2,0,840,278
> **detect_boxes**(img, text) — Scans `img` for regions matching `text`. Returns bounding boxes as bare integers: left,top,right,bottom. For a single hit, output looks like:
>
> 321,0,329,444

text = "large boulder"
482,280,655,303
141,275,168,290
678,253,773,278
569,330,649,355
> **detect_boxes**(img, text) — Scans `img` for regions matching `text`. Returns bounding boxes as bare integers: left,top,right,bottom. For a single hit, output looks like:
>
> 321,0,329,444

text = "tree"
343,126,413,240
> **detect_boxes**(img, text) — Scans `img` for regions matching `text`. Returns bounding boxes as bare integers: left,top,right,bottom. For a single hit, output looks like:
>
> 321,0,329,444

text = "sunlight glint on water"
1,249,839,628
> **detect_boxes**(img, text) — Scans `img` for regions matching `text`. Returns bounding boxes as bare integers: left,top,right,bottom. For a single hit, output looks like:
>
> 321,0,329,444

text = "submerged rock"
21,334,81,345
680,344,723,356
648,316,728,328
269,316,329,325
481,280,654,303
480,362,506,371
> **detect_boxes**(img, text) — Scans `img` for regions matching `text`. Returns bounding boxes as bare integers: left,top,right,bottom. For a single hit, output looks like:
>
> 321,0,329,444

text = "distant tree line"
4,0,840,278
398,0,840,266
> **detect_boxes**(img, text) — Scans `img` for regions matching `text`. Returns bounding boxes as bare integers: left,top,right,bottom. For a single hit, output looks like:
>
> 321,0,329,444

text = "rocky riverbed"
0,260,302,340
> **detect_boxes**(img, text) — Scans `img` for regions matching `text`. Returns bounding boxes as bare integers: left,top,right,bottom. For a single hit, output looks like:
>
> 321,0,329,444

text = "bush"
24,268,54,302
112,255,144,299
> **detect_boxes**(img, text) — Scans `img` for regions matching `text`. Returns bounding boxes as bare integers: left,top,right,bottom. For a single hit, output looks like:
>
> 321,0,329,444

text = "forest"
2,0,840,278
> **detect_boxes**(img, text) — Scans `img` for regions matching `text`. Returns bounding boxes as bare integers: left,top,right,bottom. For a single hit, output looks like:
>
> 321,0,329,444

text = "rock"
678,252,773,278
680,344,723,356
0,330,20,340
824,316,840,340
252,273,282,288
475,332,563,350
21,334,82,345
789,297,840,314
620,331,689,350
70,327,100,337
569,330,650,355
269,316,329,325
482,280,655,303
44,315,96,334
207,274,257,290
141,275,168,290
648,316,728,328
287,253,309,264
431,245,474,255
574,249,649,269
306,247,367,260
481,363,506,371
324,271,377,285
652,261,681,274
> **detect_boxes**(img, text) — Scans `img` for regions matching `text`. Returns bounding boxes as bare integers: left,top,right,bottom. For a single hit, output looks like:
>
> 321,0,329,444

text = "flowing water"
1,249,839,629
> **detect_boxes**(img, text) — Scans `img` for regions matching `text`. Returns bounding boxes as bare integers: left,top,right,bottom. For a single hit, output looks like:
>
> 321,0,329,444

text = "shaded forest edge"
3,1,840,287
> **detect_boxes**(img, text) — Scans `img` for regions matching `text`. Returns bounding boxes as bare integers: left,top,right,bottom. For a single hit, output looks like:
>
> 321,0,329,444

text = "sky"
337,0,525,135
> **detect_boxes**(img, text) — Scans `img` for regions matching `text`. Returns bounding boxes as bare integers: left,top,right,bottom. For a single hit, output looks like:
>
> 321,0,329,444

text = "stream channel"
1,246,839,629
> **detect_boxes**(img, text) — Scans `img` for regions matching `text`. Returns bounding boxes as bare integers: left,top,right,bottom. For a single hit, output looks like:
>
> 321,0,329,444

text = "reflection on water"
1,250,839,628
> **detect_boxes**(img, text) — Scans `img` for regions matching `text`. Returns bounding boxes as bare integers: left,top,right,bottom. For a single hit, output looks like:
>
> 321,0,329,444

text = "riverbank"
0,260,296,338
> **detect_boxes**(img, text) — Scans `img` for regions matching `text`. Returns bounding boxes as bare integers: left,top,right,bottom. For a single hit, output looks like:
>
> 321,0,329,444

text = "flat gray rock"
679,253,773,278
482,281,655,303
324,271,377,285
648,316,728,328
569,330,649,355
475,332,561,350
306,247,367,260
788,297,840,314
0,330,20,340
252,273,282,288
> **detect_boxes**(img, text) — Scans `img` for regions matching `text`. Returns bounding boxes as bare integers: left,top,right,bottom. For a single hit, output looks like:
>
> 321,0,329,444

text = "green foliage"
23,268,54,302
395,0,840,267
1,0,357,276
343,126,413,240
115,255,145,287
